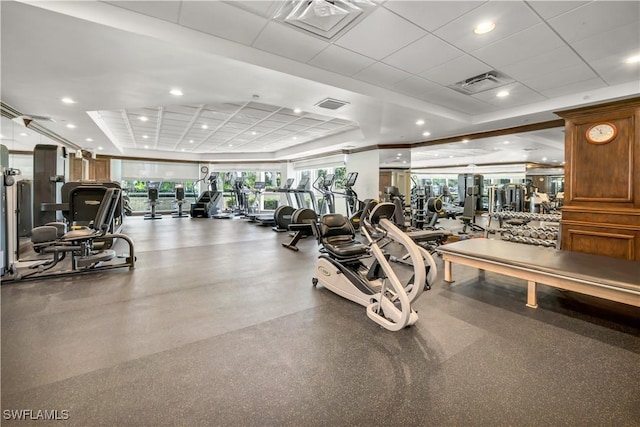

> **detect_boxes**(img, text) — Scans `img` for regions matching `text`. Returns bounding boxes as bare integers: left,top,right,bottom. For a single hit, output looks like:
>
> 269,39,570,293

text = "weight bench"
437,239,640,309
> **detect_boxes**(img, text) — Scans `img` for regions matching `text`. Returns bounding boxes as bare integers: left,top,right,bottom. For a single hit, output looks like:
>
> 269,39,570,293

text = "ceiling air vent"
315,98,349,110
448,70,514,95
272,0,378,40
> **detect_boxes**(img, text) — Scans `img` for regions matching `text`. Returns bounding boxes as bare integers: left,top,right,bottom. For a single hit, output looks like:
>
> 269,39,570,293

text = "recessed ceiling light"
542,157,548,161
181,148,185,152
86,138,93,142
449,155,453,158
293,108,302,114
434,153,438,157
473,21,495,35
170,88,183,96
292,136,297,140
97,146,104,150
139,116,148,122
251,131,257,135
503,140,510,144
402,160,406,164
496,90,510,98
61,97,76,104
20,132,28,136
189,139,194,143
561,161,565,164
624,54,640,64
397,153,402,156
552,159,558,162
143,135,150,139
422,131,431,137
201,124,208,129
144,145,149,149
66,124,76,129
462,139,469,143
228,144,233,147
415,119,425,126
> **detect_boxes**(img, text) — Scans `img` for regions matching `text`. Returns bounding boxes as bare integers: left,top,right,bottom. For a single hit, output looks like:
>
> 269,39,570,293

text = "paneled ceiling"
1,0,638,166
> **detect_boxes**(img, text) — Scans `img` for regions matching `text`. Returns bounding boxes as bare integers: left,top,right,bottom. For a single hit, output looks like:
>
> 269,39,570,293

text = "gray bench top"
438,239,640,292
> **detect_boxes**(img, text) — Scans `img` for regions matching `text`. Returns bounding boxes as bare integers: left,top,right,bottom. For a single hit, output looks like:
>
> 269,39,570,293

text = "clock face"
586,122,617,144
201,166,209,174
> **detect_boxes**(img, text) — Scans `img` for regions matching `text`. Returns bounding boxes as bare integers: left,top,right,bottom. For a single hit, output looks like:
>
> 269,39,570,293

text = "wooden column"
556,97,640,261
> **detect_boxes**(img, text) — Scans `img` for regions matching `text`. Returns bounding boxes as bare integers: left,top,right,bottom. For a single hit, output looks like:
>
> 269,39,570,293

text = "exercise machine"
312,202,436,331
172,184,188,218
191,172,221,218
254,179,294,227
5,187,135,282
144,186,162,220
458,174,483,210
460,186,484,233
281,208,317,252
273,178,313,232
385,186,452,253
314,174,335,215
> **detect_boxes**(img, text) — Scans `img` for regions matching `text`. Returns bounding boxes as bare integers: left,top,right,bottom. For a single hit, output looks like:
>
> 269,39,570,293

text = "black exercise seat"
318,214,368,258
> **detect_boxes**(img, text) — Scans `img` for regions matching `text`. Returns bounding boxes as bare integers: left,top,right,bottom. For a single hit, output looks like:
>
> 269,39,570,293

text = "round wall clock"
586,122,617,144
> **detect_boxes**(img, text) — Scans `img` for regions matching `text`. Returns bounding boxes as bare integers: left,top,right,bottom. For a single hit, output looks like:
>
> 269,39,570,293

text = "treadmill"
255,178,294,227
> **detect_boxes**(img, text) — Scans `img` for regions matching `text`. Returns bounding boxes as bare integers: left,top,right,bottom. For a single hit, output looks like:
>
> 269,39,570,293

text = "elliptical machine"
312,202,436,331
144,186,162,220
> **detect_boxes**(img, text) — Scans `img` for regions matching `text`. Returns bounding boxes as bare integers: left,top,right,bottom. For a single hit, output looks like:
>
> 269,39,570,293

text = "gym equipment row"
383,186,452,253
280,173,366,252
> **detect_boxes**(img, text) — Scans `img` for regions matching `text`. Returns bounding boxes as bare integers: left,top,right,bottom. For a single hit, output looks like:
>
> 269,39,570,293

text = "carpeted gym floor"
2,216,639,426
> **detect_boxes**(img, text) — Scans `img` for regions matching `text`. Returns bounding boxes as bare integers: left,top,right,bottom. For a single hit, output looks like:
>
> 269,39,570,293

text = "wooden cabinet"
69,156,110,182
556,97,640,261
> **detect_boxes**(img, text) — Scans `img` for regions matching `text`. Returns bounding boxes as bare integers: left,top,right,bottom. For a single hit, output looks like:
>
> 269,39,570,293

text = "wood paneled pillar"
556,97,640,261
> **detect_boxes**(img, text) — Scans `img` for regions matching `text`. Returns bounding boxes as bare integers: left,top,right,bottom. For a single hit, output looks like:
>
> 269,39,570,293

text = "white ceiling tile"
434,1,541,52
471,24,566,69
392,76,442,98
104,1,182,23
571,22,640,62
539,78,607,98
383,1,485,32
420,54,492,86
589,53,640,86
179,1,268,46
382,34,463,74
548,1,640,43
471,82,547,107
334,7,426,60
422,87,495,115
521,63,598,92
225,1,279,18
526,1,589,20
252,21,329,62
352,62,412,87
307,45,375,76
499,46,585,82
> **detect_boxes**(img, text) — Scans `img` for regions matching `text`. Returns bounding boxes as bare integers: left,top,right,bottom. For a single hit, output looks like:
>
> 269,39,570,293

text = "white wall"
8,154,33,180
346,150,378,200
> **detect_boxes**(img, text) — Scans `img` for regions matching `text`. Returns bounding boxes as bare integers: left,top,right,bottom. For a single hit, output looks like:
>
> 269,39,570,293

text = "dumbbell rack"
499,225,559,247
493,211,561,222
492,211,560,248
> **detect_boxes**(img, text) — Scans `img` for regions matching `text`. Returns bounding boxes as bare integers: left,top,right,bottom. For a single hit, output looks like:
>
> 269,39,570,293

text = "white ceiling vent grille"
315,98,349,110
273,0,377,40
448,70,514,95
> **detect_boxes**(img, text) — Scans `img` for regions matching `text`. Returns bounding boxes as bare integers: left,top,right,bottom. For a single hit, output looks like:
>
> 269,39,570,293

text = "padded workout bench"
437,239,640,309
